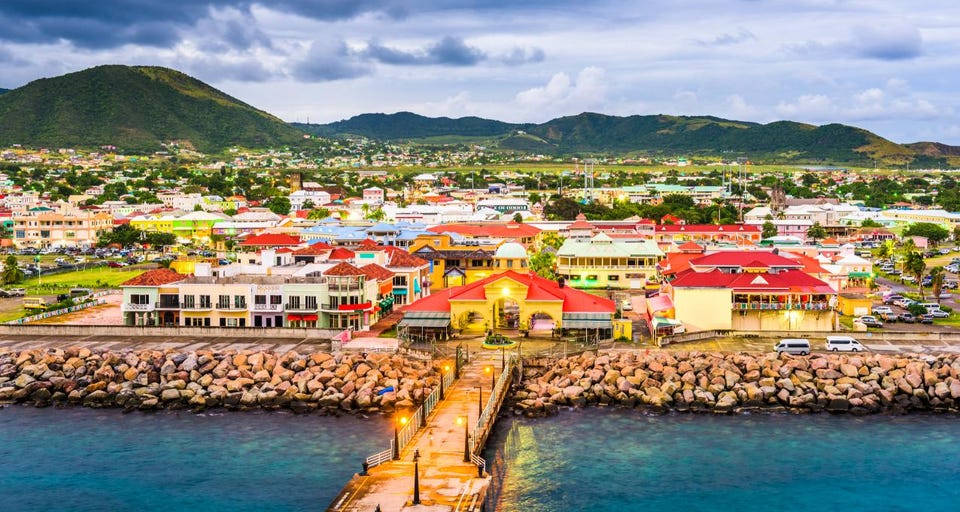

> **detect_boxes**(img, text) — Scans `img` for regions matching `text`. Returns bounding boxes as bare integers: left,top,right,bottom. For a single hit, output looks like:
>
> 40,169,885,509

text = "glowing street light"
458,416,470,462
393,414,408,460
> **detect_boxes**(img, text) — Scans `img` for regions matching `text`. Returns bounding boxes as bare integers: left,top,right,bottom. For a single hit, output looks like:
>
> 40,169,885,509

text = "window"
329,296,339,308
183,295,195,308
393,276,407,287
218,295,230,308
471,259,483,267
288,296,301,309
270,295,282,305
130,294,150,305
234,295,246,309
506,260,514,268
305,296,317,309
199,295,211,308
586,275,598,281
608,275,619,281
254,295,266,305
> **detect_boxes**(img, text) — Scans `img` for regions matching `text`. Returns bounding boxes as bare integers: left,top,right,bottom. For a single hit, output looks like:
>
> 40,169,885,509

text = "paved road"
669,334,960,355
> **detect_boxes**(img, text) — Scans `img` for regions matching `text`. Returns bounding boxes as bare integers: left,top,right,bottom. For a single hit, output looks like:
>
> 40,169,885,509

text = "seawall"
514,350,960,415
0,347,439,412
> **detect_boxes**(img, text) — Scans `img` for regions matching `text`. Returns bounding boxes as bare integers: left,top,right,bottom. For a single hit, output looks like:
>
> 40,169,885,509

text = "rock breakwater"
514,351,960,416
0,347,440,413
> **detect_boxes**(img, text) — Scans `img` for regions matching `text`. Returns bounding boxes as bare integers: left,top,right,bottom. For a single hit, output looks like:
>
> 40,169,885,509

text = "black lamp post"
478,385,482,411
393,415,407,460
461,416,470,462
412,449,421,505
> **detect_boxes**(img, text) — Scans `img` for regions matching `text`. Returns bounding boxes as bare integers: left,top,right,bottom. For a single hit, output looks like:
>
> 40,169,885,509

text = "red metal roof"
655,224,760,233
359,263,395,281
323,262,365,276
121,268,186,286
327,247,356,260
402,270,614,313
293,243,332,256
670,269,835,293
689,251,802,268
240,233,301,247
427,222,541,239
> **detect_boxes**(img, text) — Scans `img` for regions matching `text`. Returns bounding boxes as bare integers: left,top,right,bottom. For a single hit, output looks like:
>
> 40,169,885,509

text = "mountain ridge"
303,111,959,165
0,65,303,152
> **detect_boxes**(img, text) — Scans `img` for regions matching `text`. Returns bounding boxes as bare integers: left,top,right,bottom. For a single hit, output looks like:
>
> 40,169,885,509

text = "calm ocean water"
0,406,390,512
483,409,960,512
5,406,960,512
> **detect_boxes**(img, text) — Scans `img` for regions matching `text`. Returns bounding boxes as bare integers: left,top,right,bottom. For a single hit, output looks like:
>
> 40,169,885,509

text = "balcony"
156,301,180,310
733,302,830,311
252,303,283,312
122,302,154,312
182,303,212,310
328,283,362,291
217,303,247,310
286,304,318,313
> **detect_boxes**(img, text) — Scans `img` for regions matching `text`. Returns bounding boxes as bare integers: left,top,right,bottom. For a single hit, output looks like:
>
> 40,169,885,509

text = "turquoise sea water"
5,406,960,512
0,406,390,512
484,409,960,512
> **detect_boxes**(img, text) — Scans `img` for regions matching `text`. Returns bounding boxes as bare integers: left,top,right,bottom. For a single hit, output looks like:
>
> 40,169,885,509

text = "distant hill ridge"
0,65,302,152
302,111,960,165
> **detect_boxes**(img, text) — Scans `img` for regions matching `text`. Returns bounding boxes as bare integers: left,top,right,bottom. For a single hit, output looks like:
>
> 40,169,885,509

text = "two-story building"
556,233,664,289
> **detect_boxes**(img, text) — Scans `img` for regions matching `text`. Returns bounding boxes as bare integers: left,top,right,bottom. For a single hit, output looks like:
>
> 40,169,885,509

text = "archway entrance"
459,310,487,334
528,312,556,333
495,297,520,329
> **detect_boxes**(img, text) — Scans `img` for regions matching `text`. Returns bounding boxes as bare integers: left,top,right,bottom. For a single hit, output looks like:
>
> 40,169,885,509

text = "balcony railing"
329,283,362,291
286,304,318,312
217,303,246,310
156,301,180,310
734,302,830,311
182,303,212,310
122,303,154,311
252,303,283,312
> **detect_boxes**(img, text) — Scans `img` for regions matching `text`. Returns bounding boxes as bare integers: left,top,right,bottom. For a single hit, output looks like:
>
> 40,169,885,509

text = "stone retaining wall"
513,350,960,416
0,347,439,412
0,324,342,339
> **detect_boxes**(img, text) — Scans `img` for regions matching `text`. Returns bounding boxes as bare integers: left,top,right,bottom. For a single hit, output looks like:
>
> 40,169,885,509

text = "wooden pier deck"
327,350,513,512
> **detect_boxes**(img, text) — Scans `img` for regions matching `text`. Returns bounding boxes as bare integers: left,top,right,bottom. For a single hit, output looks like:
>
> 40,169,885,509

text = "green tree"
930,266,946,304
513,213,524,223
860,218,882,228
540,232,566,250
905,251,927,299
954,225,960,242
307,207,331,220
1,254,24,285
266,196,291,215
366,207,386,221
529,251,556,280
761,221,778,239
806,222,827,241
903,222,950,246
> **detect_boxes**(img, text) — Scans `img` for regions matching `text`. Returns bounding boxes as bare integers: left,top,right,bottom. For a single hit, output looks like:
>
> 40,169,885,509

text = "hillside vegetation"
309,111,959,165
0,65,303,152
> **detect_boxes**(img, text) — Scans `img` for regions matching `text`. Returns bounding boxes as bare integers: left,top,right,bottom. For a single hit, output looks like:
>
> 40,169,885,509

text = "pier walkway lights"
441,364,450,399
485,365,494,392
458,416,470,462
412,449,421,505
393,414,408,460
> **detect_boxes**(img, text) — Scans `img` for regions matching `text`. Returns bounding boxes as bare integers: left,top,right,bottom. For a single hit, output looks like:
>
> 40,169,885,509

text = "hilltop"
0,65,303,152
307,111,959,166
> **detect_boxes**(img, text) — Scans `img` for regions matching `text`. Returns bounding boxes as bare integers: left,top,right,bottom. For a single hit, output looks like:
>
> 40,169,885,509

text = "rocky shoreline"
0,347,440,413
513,351,960,416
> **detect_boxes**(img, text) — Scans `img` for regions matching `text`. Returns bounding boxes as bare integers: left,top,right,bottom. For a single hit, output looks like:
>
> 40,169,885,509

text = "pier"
327,346,518,512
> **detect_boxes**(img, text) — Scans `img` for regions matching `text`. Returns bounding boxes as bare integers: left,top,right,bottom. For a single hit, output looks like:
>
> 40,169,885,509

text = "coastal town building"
12,209,114,248
556,233,664,289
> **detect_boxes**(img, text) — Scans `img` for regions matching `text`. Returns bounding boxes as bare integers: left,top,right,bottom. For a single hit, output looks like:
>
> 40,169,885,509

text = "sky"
1,0,958,144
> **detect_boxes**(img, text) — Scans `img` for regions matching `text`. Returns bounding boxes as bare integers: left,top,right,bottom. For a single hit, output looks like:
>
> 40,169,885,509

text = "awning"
562,312,613,329
301,314,318,322
393,288,408,295
287,314,303,321
398,318,451,328
338,302,371,311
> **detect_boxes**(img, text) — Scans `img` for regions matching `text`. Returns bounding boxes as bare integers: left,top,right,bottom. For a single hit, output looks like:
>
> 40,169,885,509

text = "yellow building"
398,270,617,341
13,209,114,248
410,233,506,290
667,268,837,332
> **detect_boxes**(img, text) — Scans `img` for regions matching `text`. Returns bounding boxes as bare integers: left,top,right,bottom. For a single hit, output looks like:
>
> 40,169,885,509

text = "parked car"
878,311,899,322
940,248,952,255
826,336,866,352
902,275,917,283
899,313,916,323
858,316,884,328
775,338,811,355
873,305,894,315
929,310,951,318
894,298,916,308
919,314,935,324
621,299,633,311
884,294,904,305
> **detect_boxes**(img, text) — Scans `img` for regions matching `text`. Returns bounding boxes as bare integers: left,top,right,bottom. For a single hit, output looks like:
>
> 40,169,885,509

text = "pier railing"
363,365,457,471
469,353,518,471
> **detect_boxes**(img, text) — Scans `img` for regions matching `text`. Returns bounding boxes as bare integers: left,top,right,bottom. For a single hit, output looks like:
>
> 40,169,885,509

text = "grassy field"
17,267,144,294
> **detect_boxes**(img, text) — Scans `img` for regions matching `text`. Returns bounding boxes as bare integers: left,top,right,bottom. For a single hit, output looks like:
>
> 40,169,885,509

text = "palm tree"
1,254,23,285
905,251,927,299
897,239,917,278
930,266,946,304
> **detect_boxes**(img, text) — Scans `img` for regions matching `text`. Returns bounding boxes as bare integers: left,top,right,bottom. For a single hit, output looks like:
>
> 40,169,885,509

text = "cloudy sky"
1,0,958,143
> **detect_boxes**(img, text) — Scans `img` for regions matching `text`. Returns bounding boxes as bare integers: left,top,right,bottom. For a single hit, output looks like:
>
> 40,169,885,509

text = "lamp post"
412,449,421,505
478,385,482,411
441,364,450,400
459,416,470,462
393,415,408,460
485,365,494,394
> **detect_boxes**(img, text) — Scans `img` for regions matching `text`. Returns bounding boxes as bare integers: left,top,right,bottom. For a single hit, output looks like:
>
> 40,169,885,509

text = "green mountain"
0,88,8,95
0,65,303,152
311,111,955,165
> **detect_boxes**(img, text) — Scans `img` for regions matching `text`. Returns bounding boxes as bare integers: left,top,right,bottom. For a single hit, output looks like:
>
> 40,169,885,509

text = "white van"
918,303,941,313
775,338,810,355
825,336,865,352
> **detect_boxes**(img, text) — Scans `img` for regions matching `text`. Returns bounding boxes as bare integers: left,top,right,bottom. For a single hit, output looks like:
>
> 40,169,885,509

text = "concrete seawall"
662,329,960,346
0,324,342,339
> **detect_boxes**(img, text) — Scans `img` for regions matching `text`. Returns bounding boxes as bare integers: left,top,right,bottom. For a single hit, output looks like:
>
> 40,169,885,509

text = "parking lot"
667,334,960,355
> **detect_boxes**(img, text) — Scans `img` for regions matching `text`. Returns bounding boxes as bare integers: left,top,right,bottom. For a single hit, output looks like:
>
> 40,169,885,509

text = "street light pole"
460,416,470,462
412,449,421,505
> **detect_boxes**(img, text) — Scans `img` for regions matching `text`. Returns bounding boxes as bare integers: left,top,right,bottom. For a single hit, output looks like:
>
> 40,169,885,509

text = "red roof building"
239,233,302,247
121,268,187,287
427,222,541,244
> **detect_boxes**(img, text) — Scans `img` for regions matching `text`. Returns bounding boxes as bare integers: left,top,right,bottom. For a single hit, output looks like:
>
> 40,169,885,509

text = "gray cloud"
362,37,544,67
850,25,922,60
695,29,756,47
293,40,370,82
